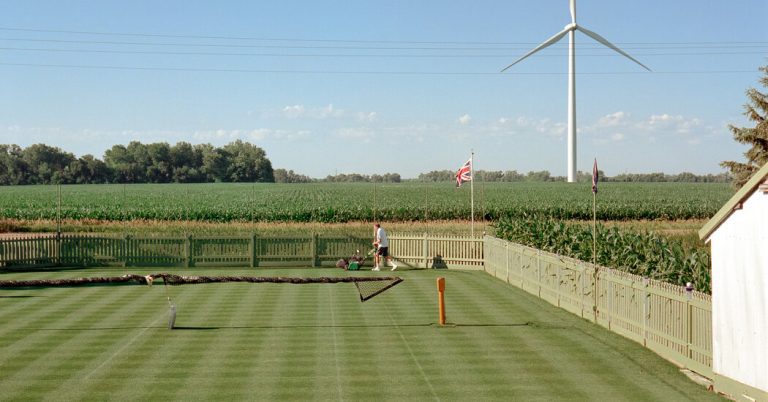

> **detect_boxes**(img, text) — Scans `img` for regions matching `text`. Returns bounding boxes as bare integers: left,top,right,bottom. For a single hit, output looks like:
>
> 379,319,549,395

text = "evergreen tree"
721,64,768,187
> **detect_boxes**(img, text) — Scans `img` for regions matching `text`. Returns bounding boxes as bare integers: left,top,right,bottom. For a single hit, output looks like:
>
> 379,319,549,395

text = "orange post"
437,277,446,326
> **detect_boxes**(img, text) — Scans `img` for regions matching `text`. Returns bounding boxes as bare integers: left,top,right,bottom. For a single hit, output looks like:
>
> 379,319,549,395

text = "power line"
0,26,766,48
0,34,766,52
0,61,755,76
0,46,765,59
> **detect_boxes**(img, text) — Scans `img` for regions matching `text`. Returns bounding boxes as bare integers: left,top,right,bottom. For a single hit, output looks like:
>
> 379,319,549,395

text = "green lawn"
0,268,722,401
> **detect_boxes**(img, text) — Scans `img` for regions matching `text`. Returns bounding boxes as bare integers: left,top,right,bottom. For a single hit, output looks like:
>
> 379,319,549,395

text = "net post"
437,277,446,326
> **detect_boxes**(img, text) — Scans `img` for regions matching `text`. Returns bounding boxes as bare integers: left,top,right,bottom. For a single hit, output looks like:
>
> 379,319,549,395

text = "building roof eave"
699,162,768,241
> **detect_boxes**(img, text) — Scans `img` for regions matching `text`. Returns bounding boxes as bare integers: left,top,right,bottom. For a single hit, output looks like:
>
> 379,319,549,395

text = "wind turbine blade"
577,26,651,71
501,27,571,72
570,0,576,24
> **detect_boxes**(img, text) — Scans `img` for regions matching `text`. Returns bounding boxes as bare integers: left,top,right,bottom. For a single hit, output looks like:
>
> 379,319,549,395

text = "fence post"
556,261,561,307
642,277,650,346
536,249,541,297
579,262,585,318
423,233,429,268
505,242,510,284
250,233,256,268
185,234,192,268
311,234,318,267
607,271,613,331
122,234,129,267
56,231,62,266
686,282,693,359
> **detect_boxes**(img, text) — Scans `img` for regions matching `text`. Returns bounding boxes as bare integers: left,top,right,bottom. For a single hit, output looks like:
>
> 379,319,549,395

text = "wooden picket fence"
483,235,713,378
0,233,484,269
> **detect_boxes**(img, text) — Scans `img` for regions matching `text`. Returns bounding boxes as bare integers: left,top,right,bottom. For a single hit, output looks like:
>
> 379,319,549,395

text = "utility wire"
0,46,765,58
0,26,766,48
0,36,766,52
0,61,754,76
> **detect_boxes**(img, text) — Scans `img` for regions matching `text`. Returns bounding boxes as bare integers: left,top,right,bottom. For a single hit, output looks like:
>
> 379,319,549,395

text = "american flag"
592,158,599,194
456,158,472,187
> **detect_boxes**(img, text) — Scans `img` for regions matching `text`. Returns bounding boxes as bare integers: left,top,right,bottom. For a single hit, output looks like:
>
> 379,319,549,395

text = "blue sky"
1,0,766,178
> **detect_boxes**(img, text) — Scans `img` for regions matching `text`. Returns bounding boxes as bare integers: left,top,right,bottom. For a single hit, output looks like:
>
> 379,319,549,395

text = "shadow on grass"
172,322,568,330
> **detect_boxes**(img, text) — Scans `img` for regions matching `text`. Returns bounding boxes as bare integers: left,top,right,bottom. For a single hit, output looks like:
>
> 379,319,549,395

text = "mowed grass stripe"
435,271,721,401
200,283,281,400
52,280,207,401
40,287,169,401
0,284,165,400
409,272,587,400
0,285,124,370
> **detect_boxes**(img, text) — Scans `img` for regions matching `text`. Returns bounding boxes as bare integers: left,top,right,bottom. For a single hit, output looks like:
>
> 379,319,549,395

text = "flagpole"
470,151,474,237
591,158,599,324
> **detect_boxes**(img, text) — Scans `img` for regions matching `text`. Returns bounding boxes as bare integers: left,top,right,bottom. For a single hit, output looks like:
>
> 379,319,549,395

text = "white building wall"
710,190,768,392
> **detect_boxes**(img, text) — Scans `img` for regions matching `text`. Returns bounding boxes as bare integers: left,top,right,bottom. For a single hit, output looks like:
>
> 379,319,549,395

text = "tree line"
0,141,274,185
0,141,731,185
417,169,730,183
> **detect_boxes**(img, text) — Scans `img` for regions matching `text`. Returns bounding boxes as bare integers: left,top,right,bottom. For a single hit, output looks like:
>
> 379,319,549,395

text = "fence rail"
0,233,483,269
483,235,713,378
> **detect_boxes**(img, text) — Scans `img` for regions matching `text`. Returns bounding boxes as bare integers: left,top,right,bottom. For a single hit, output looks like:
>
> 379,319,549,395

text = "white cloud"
610,132,625,142
189,128,308,142
282,104,306,119
334,127,375,141
458,114,472,125
596,111,629,128
318,104,344,119
514,116,565,137
279,103,346,119
357,111,378,122
645,114,701,134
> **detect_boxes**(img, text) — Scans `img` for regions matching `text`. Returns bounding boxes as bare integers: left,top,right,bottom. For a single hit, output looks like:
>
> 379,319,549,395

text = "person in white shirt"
372,223,397,271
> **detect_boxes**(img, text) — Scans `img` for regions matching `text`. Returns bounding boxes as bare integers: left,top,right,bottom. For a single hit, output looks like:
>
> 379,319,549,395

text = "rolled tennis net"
0,273,404,302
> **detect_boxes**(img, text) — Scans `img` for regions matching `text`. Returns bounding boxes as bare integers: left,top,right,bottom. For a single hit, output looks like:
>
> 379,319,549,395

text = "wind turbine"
502,0,650,183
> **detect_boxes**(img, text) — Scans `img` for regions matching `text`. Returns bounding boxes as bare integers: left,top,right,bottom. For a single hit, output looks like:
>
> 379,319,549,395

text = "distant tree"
0,144,27,185
145,142,172,183
721,64,768,187
197,144,227,182
274,169,312,183
526,170,553,182
502,170,525,182
382,173,401,183
221,140,274,182
66,154,110,184
171,142,205,182
21,143,76,184
576,170,604,183
417,170,454,182
104,144,137,183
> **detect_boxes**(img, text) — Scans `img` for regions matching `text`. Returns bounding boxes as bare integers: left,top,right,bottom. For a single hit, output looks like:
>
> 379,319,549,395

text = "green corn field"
0,181,733,223
494,216,712,292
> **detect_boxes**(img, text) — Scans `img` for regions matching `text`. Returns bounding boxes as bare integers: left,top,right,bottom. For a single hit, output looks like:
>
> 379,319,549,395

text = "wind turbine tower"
502,0,650,183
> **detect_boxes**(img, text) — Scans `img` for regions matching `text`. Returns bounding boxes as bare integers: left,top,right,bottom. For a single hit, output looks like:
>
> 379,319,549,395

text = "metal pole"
470,151,474,236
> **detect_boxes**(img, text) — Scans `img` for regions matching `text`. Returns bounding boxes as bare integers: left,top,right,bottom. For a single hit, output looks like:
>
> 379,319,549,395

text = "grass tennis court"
0,268,721,401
